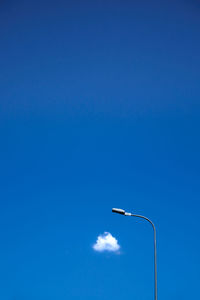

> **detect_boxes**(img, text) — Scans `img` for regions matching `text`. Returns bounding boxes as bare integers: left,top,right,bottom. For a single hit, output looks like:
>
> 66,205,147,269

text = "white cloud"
93,232,120,253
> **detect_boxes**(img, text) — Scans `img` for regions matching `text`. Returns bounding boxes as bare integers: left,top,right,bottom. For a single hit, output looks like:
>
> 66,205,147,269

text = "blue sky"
0,0,200,299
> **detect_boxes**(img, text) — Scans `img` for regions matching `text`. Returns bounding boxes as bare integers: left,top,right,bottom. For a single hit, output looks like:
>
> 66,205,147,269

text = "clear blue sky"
0,0,200,299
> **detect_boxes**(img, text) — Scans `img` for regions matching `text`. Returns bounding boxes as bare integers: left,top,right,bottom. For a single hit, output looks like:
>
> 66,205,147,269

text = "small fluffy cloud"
93,232,120,253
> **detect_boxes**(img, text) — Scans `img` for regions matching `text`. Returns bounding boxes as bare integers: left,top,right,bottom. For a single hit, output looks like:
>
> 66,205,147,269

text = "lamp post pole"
112,208,157,300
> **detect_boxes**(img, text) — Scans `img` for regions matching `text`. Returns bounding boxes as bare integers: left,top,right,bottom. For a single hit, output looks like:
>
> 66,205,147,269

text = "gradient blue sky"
0,1,200,299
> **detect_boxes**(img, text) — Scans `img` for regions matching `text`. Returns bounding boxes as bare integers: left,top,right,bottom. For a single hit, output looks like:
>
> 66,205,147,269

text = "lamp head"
112,208,125,215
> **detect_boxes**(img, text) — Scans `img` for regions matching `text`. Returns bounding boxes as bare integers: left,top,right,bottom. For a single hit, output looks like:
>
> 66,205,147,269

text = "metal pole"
130,214,157,300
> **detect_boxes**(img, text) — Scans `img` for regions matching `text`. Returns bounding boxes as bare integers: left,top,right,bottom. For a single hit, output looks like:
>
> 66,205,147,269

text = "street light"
112,208,157,300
